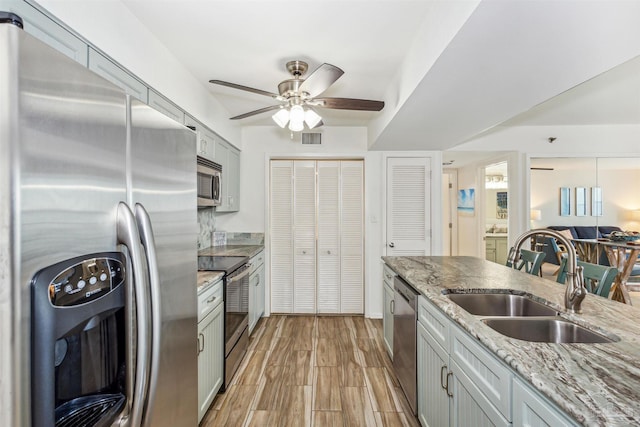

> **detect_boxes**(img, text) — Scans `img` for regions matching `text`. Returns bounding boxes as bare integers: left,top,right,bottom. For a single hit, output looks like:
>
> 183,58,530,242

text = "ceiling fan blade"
315,97,385,111
230,105,283,120
209,80,280,99
298,63,344,97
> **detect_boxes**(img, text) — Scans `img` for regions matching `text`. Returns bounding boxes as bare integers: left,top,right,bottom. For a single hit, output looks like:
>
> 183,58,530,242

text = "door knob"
389,242,395,248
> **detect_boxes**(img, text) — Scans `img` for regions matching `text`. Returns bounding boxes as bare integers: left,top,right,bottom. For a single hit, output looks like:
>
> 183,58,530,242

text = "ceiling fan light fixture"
304,108,322,129
272,108,289,128
288,105,305,131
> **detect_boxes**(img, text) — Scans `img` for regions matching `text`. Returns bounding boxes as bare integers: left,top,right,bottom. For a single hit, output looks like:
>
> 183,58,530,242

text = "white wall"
35,0,241,144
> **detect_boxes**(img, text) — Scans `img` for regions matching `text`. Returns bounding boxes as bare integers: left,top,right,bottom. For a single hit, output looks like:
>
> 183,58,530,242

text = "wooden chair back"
509,249,545,276
556,259,618,297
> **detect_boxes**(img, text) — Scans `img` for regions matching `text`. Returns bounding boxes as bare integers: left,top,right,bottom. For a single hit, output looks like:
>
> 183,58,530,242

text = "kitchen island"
383,256,640,426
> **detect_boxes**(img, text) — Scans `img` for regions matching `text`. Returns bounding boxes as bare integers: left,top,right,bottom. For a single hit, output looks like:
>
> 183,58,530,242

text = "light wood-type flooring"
200,315,420,427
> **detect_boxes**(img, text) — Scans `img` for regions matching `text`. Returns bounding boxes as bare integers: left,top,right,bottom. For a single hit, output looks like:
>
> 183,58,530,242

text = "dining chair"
556,258,618,297
507,249,545,276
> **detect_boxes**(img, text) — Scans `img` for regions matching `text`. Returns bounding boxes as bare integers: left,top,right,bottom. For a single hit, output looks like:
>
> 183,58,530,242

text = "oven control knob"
89,276,97,285
77,280,86,289
100,273,107,281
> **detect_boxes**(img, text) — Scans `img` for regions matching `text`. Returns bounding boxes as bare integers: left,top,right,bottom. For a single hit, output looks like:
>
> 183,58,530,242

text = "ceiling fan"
209,60,385,131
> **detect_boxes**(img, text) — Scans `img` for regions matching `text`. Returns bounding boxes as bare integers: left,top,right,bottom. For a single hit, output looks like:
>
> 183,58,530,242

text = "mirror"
592,187,603,217
531,157,640,231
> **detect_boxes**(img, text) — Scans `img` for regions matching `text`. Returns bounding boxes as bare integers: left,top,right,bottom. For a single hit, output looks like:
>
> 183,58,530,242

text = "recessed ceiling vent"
301,133,321,145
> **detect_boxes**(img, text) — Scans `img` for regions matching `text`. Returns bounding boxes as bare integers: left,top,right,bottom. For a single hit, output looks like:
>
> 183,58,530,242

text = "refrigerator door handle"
116,202,151,427
134,203,162,426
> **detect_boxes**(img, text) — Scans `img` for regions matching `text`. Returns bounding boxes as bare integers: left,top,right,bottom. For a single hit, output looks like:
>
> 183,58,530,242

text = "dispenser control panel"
48,257,125,306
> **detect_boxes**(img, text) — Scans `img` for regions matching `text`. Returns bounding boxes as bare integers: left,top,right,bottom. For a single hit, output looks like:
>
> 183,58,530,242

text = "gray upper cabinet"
184,114,215,161
88,47,148,102
1,1,88,65
214,140,240,213
149,89,184,124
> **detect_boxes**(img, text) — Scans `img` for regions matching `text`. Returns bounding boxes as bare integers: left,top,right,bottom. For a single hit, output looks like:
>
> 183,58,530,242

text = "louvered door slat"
387,157,431,256
340,161,363,313
317,161,340,313
269,160,294,313
293,161,316,313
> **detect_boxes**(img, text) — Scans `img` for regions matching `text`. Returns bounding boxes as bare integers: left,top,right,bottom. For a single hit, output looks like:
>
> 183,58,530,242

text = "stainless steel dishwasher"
393,276,419,415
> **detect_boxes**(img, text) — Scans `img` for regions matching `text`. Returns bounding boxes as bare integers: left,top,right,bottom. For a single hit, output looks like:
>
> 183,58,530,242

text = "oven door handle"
135,203,161,427
227,266,251,284
116,202,150,427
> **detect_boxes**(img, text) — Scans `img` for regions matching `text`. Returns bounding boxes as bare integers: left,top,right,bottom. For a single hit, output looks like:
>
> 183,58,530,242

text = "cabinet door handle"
385,273,392,280
446,372,454,397
440,365,448,389
256,275,260,285
198,332,205,353
390,299,394,314
206,295,217,304
388,242,395,248
327,250,331,255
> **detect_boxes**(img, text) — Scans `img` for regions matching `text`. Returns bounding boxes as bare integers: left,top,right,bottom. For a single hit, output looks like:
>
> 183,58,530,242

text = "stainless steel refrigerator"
0,17,198,426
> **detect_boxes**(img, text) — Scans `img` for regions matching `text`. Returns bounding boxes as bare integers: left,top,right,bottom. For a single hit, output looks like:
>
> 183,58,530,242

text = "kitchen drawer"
198,278,223,322
450,324,512,421
249,250,265,275
418,295,450,349
383,264,396,286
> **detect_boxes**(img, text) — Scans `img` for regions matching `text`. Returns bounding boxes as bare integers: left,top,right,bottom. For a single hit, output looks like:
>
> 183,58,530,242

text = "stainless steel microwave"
197,156,222,207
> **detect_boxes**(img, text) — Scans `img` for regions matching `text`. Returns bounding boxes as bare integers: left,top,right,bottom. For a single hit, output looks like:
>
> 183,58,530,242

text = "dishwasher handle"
394,277,418,310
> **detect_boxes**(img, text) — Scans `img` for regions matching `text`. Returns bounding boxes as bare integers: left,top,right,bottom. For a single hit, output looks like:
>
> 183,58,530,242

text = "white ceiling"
121,0,435,127
121,0,640,150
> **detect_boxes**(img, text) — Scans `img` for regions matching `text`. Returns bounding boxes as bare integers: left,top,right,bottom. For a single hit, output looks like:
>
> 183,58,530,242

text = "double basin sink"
446,293,618,344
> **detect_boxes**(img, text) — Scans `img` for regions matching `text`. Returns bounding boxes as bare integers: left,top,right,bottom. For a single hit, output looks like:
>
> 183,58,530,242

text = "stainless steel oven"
197,156,222,207
198,255,250,390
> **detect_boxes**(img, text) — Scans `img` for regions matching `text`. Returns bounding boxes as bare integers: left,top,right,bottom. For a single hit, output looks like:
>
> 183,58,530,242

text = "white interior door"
386,157,431,256
270,159,363,314
269,160,294,313
340,161,364,313
293,160,317,313
317,161,340,313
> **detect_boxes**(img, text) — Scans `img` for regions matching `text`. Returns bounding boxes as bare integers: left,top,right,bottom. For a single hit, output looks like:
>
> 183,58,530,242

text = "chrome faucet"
508,228,587,313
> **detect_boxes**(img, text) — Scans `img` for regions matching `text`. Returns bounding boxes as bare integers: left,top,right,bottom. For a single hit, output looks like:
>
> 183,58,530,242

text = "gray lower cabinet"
214,140,240,212
417,296,509,427
417,320,450,427
248,250,265,333
197,279,224,422
486,236,508,265
382,264,396,357
416,293,578,427
88,47,148,102
513,378,577,427
1,0,88,65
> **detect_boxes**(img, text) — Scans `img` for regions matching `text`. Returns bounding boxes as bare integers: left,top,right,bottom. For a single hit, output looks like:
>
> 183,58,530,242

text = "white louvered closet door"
386,157,431,256
317,161,340,313
269,161,294,313
293,161,317,313
340,161,364,313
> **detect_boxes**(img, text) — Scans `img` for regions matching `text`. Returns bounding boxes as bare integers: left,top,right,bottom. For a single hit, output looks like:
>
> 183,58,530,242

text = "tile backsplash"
197,208,215,250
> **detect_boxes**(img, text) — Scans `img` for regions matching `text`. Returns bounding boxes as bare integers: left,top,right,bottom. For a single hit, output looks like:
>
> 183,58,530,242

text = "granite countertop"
197,271,224,294
198,244,264,258
382,256,640,426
